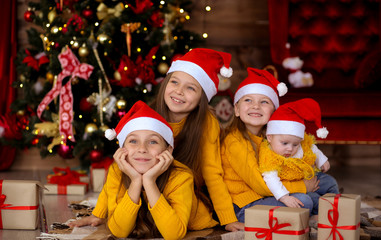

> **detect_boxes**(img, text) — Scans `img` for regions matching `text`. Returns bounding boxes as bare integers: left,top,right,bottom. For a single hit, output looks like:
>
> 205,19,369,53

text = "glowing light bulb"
205,6,211,11
202,33,208,38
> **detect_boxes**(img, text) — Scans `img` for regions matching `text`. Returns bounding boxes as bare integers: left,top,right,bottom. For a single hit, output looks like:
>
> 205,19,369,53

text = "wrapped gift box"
44,167,89,195
91,167,107,192
245,205,309,240
44,183,88,195
318,193,360,240
90,158,113,192
0,180,42,229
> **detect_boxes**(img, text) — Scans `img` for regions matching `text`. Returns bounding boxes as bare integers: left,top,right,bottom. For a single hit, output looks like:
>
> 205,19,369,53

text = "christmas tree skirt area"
38,197,381,240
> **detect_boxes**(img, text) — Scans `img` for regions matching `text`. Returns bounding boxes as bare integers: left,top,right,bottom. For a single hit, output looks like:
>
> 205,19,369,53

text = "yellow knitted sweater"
92,160,193,239
259,134,317,181
221,128,307,208
169,110,235,226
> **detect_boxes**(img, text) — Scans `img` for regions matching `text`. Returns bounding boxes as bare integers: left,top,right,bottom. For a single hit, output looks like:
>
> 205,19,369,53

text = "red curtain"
0,0,17,170
267,0,289,65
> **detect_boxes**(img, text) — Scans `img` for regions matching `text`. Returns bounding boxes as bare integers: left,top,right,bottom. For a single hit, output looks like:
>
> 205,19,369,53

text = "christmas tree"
4,0,202,167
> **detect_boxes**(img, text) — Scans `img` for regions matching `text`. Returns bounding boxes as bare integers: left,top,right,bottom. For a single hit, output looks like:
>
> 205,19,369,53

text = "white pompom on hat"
167,48,233,102
266,98,329,139
105,101,174,148
234,67,288,109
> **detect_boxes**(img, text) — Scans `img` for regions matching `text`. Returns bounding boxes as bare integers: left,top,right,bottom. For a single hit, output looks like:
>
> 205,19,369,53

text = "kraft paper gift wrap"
318,193,360,240
0,180,42,230
91,167,107,192
44,183,88,195
245,205,309,240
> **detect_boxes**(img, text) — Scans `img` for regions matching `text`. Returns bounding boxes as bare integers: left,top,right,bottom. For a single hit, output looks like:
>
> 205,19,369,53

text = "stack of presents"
1,161,361,239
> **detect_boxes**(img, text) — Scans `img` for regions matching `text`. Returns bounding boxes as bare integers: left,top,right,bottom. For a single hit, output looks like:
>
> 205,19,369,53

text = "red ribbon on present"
245,206,309,240
22,49,49,71
0,180,39,229
37,47,93,143
318,194,360,240
47,167,88,194
91,157,113,169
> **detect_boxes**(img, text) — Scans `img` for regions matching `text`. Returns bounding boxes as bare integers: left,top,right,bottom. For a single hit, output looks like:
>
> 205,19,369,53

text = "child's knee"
293,193,314,212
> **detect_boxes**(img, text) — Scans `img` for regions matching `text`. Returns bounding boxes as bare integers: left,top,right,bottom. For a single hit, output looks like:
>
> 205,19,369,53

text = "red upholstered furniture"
268,0,381,144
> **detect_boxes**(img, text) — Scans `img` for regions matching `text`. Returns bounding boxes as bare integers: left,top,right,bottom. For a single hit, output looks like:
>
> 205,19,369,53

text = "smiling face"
123,130,168,174
234,94,275,135
164,71,203,123
267,134,302,157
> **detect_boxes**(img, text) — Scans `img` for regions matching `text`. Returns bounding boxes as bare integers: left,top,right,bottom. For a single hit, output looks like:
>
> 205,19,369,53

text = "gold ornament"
157,62,169,74
34,113,61,150
113,70,121,81
48,8,57,23
116,99,127,110
50,26,59,34
85,123,98,134
97,33,109,44
46,72,54,83
78,44,90,57
99,125,109,132
19,74,26,82
16,110,25,116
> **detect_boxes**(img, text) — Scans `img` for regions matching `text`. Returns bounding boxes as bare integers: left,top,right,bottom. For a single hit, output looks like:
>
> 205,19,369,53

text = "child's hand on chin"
114,148,141,181
143,149,174,183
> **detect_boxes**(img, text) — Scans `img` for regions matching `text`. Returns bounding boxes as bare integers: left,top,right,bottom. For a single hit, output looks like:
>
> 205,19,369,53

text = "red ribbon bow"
0,180,39,229
22,49,50,71
318,194,360,240
48,167,88,195
245,206,309,240
37,47,93,142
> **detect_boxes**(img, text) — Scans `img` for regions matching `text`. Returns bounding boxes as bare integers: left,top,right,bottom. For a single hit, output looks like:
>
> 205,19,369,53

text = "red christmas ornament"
24,10,35,22
57,143,74,159
82,8,94,19
89,149,103,163
79,97,93,112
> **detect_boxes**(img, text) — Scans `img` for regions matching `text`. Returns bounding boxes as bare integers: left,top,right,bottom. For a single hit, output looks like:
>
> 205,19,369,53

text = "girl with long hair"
151,48,242,231
220,67,320,223
69,101,194,239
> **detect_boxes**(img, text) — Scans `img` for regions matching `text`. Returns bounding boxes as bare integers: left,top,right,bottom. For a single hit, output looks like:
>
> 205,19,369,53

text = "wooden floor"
0,144,380,239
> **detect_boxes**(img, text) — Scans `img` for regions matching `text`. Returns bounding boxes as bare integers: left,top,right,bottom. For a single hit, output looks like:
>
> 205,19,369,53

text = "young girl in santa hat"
69,100,195,239
221,67,320,223
259,98,339,219
151,48,243,231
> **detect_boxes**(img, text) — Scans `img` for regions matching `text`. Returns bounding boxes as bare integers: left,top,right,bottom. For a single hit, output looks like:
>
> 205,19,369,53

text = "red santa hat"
167,48,233,101
105,101,174,148
266,98,329,139
234,67,288,109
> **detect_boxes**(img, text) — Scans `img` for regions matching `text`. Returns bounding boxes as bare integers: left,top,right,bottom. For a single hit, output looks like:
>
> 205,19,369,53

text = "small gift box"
318,193,360,240
245,205,309,240
44,167,88,195
0,180,43,229
90,158,113,192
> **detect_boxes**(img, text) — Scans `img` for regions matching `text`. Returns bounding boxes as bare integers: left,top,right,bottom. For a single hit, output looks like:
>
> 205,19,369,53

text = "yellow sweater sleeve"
201,111,238,225
149,162,194,240
92,162,122,219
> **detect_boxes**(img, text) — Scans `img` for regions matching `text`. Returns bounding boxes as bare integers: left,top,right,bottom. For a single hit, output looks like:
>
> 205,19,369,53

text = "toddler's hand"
67,215,104,228
320,161,330,173
304,176,320,192
279,195,304,208
225,221,245,232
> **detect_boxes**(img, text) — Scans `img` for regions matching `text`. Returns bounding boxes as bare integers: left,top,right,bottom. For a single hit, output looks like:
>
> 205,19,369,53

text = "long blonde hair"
151,73,213,211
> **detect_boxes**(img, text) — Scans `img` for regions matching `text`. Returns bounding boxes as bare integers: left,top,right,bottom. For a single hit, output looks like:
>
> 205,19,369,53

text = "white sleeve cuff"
262,171,290,200
312,144,328,169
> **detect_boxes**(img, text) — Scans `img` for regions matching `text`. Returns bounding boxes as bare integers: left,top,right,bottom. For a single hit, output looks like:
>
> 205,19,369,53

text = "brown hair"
151,73,213,211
